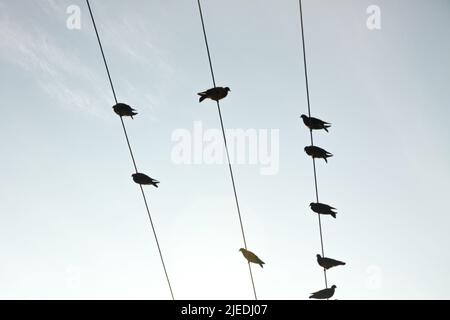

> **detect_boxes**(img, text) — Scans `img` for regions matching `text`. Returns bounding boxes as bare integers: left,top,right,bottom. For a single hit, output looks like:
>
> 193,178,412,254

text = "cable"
196,0,258,300
85,0,117,105
85,0,175,300
298,0,328,289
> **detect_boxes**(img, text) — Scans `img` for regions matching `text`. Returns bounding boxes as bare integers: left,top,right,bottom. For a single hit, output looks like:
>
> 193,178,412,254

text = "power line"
196,0,258,300
85,0,175,300
298,0,328,289
85,0,117,105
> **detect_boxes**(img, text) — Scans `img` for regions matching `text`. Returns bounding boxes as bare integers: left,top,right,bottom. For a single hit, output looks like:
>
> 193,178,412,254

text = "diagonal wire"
86,0,175,300
298,0,328,289
196,0,258,300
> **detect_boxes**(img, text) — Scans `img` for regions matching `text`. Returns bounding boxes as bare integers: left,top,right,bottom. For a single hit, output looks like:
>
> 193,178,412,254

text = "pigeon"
239,248,265,268
316,254,346,270
113,103,138,119
309,285,337,299
304,146,333,163
300,114,331,132
198,87,230,102
310,202,337,218
131,173,159,188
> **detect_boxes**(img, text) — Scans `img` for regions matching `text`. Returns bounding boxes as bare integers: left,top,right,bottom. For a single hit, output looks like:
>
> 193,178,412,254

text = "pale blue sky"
0,0,449,299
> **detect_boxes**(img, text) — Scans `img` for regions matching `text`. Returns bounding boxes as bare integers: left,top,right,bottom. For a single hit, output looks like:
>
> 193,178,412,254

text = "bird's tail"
331,212,336,218
152,181,160,188
259,262,265,268
198,92,207,102
324,158,328,163
324,127,329,132
309,295,314,299
338,261,346,266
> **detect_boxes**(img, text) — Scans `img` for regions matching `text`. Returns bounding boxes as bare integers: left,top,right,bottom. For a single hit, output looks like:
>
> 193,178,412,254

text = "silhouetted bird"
113,103,138,119
198,87,230,102
300,114,331,132
304,146,333,163
239,248,265,268
316,254,346,270
132,173,159,188
310,202,337,218
309,285,337,299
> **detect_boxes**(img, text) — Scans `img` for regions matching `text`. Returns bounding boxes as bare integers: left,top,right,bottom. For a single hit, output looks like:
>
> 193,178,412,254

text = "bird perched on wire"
316,254,346,270
309,285,337,299
300,114,331,132
132,173,159,188
198,87,230,102
239,248,265,268
304,146,333,163
113,103,138,119
310,202,337,218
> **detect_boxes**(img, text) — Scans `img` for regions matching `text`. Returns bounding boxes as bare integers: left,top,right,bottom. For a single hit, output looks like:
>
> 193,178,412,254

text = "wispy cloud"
0,2,111,116
0,0,172,118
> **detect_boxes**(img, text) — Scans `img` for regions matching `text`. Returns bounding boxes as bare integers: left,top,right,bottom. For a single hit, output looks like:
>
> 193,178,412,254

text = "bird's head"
309,203,314,207
300,114,307,119
304,146,309,152
239,248,245,252
225,87,231,92
331,285,337,289
316,254,321,259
